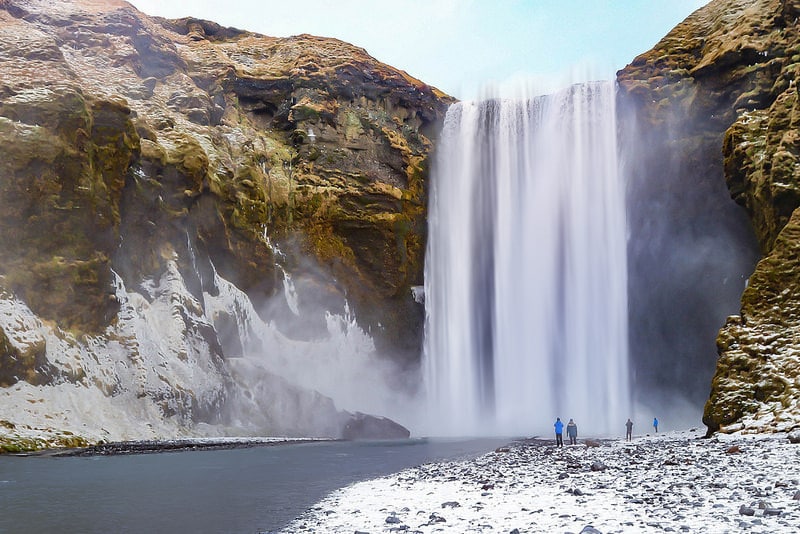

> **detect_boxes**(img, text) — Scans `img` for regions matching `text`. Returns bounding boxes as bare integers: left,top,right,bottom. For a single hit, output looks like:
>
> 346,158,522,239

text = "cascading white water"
424,81,629,436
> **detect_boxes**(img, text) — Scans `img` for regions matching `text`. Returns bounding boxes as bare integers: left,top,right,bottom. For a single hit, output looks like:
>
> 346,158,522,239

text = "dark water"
0,438,506,533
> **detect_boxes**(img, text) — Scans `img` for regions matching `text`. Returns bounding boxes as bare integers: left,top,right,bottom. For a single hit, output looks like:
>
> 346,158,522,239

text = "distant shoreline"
19,437,337,457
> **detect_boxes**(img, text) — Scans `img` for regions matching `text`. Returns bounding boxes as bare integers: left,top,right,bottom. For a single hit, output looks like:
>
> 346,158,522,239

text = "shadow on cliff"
618,89,760,419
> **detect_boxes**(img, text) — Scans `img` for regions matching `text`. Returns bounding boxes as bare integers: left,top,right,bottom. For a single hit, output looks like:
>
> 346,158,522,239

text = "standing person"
653,417,659,433
566,418,578,445
554,417,564,447
625,418,633,441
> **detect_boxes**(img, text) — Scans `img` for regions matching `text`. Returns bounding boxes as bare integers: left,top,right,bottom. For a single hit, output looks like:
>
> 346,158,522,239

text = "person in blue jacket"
653,417,659,433
554,417,564,447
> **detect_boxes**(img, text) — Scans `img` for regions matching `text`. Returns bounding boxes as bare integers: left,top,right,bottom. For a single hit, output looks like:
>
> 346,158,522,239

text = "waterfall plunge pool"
0,438,507,533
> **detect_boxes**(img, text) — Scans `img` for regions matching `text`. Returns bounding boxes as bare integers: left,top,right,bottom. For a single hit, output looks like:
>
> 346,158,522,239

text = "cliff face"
0,0,450,448
619,0,800,433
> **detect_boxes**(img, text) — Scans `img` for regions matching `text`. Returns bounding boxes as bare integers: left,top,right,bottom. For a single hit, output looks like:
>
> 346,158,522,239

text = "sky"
126,0,709,100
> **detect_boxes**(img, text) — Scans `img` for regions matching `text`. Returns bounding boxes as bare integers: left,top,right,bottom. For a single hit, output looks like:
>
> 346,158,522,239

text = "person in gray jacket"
566,419,578,445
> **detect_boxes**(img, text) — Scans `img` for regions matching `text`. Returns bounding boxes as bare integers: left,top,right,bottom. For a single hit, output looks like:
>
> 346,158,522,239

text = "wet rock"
590,461,608,472
341,412,410,440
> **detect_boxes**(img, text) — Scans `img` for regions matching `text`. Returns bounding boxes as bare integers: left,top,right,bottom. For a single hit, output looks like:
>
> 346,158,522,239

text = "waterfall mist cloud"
619,93,760,422
204,237,425,433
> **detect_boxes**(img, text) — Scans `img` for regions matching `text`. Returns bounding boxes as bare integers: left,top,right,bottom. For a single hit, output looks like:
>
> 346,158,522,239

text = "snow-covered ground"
283,429,800,533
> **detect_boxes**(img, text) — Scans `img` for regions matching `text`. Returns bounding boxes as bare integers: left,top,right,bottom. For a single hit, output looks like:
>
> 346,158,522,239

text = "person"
653,417,659,433
566,418,578,445
554,417,564,447
625,418,633,441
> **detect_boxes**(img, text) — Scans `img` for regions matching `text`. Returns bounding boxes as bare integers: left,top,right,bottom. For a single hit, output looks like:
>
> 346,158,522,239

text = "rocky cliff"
0,0,449,450
619,0,800,434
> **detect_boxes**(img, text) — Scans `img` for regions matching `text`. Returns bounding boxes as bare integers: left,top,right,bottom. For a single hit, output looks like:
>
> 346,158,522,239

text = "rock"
427,513,446,524
341,412,410,440
580,526,603,534
441,501,460,508
788,431,800,444
385,514,401,524
793,491,800,500
584,439,601,448
739,505,755,516
558,472,570,479
590,461,608,472
726,445,742,454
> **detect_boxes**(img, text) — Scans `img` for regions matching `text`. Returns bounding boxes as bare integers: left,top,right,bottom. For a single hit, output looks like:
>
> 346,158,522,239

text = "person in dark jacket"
566,418,578,445
625,418,633,441
554,417,564,447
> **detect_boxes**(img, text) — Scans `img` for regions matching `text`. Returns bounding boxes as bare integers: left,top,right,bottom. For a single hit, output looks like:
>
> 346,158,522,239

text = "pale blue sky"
128,0,709,99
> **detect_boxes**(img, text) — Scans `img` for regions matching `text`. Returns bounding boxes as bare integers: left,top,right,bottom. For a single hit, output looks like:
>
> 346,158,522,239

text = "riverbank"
284,429,800,533
20,437,333,457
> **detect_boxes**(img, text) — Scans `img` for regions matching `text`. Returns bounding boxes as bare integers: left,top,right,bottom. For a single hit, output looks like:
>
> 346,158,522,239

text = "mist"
619,89,760,421
195,235,425,434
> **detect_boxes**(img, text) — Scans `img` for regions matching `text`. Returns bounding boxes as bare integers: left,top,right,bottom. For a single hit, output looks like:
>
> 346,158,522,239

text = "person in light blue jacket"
554,417,564,447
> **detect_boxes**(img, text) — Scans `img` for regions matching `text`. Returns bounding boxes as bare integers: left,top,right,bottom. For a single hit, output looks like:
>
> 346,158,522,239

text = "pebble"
590,461,607,472
739,505,755,516
285,432,800,533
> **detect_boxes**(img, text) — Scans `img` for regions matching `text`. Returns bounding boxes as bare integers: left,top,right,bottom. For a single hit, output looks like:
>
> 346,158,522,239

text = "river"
0,438,506,533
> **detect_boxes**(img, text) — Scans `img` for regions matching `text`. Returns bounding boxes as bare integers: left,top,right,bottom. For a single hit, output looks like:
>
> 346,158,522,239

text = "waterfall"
424,81,629,436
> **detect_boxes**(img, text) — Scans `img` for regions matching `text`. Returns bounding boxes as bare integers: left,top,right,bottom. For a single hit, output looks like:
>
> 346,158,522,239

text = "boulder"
340,411,410,440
